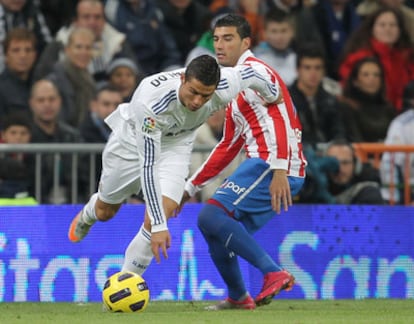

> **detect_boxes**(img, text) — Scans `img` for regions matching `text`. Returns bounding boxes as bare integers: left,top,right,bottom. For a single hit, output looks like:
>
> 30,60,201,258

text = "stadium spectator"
38,0,78,36
80,84,122,183
0,28,37,119
289,43,345,148
106,57,142,102
325,139,384,204
28,79,84,204
253,8,297,86
47,27,97,127
156,0,211,64
380,80,414,204
357,0,414,44
295,0,360,80
0,0,52,72
0,113,34,202
103,0,182,75
338,7,414,112
338,56,395,142
34,0,140,83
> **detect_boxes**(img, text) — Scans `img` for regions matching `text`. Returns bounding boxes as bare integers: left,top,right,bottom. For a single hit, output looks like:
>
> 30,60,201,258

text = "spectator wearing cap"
380,80,414,204
106,57,141,102
104,0,182,75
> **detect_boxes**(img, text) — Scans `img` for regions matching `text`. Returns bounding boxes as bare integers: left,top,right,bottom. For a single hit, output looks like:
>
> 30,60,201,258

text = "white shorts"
98,134,192,205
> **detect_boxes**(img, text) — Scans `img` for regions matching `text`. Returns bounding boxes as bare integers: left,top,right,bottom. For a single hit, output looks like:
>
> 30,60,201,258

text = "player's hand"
151,230,171,263
270,169,292,214
176,191,191,215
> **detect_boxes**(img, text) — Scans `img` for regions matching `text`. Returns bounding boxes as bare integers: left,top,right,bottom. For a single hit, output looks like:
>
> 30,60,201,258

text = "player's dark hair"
214,13,251,39
185,55,220,87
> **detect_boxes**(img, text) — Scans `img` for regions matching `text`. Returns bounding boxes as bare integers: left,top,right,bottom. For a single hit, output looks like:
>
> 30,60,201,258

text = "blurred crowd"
1,0,414,205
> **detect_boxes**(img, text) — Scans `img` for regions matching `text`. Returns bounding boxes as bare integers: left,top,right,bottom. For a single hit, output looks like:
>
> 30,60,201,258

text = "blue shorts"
210,158,304,233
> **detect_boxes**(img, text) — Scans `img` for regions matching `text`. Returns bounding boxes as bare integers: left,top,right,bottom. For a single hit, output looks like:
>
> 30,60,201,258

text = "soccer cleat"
68,210,91,243
205,295,256,311
255,270,295,306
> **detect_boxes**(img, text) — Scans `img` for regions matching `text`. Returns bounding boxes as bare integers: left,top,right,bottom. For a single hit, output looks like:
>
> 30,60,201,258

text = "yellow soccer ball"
102,271,150,313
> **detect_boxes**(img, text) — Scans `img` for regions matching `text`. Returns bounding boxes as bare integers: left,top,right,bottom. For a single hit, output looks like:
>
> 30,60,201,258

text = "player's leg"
198,211,255,310
237,173,304,306
122,196,178,275
122,143,190,275
68,135,141,242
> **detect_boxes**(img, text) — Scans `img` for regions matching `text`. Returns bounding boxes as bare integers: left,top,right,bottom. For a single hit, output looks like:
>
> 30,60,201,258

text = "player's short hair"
185,55,220,87
214,13,251,40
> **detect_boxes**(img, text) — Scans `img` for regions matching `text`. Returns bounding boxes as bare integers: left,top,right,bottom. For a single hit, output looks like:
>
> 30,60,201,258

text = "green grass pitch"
0,299,413,324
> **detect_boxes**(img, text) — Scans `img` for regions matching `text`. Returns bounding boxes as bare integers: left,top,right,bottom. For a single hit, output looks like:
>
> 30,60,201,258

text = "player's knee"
96,206,118,221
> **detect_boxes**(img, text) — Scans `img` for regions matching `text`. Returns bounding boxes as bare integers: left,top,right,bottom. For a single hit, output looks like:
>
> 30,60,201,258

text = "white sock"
122,225,154,276
81,193,98,225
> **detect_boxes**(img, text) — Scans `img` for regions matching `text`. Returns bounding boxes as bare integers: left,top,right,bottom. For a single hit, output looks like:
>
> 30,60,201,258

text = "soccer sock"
122,224,153,276
81,193,98,225
199,227,247,301
198,203,281,275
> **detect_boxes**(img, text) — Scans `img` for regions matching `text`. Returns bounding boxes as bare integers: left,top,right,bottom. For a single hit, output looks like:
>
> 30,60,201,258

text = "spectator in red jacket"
338,7,414,112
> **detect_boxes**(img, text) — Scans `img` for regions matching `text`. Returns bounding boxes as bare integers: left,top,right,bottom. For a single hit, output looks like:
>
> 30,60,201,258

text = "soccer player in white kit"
68,55,281,272
180,14,307,310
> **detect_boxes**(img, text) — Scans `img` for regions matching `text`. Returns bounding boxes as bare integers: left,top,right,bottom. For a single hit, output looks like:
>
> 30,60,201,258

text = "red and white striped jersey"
186,50,307,196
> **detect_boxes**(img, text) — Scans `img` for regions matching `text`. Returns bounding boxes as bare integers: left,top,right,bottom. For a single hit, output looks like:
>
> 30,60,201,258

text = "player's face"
213,26,250,67
179,74,216,111
326,145,355,185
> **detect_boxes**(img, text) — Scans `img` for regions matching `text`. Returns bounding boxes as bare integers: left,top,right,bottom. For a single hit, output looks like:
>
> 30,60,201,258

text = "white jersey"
104,64,280,232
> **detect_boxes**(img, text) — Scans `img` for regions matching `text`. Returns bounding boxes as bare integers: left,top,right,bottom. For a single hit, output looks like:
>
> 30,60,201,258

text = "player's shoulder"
136,69,183,110
141,69,183,90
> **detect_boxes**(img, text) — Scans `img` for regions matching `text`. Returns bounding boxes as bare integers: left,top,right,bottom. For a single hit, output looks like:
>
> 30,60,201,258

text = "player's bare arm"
270,169,292,214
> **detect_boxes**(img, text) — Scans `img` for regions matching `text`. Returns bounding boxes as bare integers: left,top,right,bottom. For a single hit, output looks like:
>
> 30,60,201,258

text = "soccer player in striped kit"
181,14,307,310
68,54,282,272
